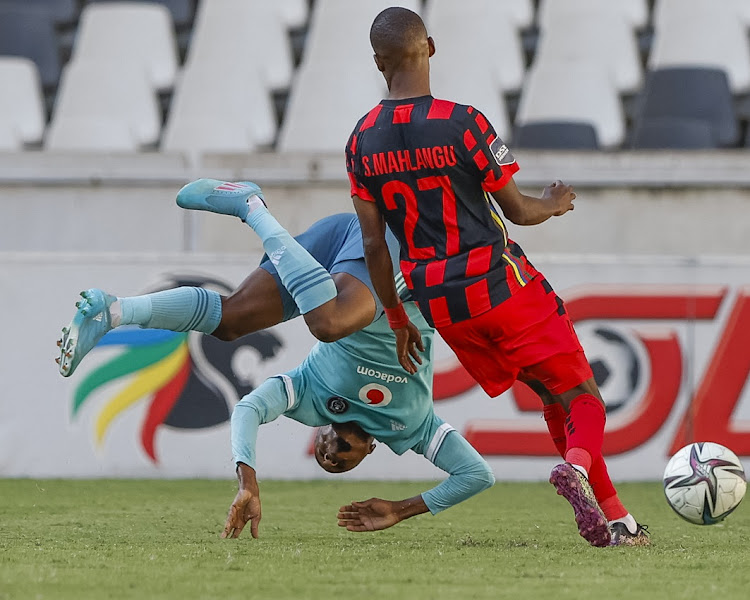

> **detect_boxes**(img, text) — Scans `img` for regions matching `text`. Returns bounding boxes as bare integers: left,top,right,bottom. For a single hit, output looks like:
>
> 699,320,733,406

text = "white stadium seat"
162,63,277,154
0,57,45,150
425,0,534,30
46,61,160,150
653,0,750,28
278,64,386,153
188,0,294,92
275,0,310,29
535,13,643,93
649,10,750,93
426,1,525,92
45,116,139,152
72,2,179,91
537,0,649,30
301,0,420,69
516,61,625,148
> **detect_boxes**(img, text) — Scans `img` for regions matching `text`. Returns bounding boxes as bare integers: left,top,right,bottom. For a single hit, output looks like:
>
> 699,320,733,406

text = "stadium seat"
302,0,420,70
635,68,739,147
45,116,140,151
515,62,625,148
275,0,310,29
653,0,750,28
0,6,61,88
278,64,386,152
514,122,599,150
187,0,294,92
89,0,196,29
535,13,642,93
162,63,277,153
72,2,179,91
3,0,79,24
430,59,511,140
0,57,45,150
537,0,649,30
425,0,534,31
649,10,750,94
426,1,525,92
46,61,160,149
631,117,716,149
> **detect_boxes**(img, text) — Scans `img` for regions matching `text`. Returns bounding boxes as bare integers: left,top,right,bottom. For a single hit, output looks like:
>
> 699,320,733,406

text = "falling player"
55,179,494,538
346,7,648,547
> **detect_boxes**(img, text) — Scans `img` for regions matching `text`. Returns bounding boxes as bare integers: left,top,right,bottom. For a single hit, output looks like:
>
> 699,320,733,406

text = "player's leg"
177,179,377,342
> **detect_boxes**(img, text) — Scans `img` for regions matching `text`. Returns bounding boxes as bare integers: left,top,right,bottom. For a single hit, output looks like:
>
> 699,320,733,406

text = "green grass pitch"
1,479,749,600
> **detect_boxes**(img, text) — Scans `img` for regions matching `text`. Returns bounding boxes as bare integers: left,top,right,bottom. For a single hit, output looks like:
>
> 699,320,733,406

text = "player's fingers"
231,521,246,539
250,517,260,539
338,504,355,513
399,354,416,374
408,344,422,365
346,524,371,532
416,335,425,352
221,515,235,538
337,511,359,520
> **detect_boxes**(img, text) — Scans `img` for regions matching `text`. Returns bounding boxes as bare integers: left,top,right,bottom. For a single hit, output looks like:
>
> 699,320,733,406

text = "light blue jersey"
232,302,495,514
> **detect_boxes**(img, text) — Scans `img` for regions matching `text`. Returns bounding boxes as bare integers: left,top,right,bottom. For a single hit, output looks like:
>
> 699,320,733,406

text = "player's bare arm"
337,495,429,532
353,195,424,374
491,178,576,226
222,463,262,539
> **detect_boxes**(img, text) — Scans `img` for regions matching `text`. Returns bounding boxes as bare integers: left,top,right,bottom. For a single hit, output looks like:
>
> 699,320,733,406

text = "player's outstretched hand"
337,498,401,532
543,180,576,216
221,488,262,539
394,320,424,375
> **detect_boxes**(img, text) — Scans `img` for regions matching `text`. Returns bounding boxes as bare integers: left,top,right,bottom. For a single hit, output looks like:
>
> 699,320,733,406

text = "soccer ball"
663,442,747,525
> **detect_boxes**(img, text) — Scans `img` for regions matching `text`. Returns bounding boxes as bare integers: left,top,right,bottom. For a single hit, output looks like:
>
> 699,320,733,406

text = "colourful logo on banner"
71,276,282,463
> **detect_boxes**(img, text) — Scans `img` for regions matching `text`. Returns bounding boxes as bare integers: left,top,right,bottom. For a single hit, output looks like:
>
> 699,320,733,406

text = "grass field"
1,479,749,600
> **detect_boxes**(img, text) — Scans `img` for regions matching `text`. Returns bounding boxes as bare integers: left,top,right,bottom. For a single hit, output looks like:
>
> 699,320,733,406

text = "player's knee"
473,463,496,492
305,314,346,343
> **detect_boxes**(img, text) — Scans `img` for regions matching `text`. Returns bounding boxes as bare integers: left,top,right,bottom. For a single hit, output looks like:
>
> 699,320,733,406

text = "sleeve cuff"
482,161,520,192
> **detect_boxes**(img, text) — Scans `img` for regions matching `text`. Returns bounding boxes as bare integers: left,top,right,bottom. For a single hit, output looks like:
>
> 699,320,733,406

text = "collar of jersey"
380,95,433,106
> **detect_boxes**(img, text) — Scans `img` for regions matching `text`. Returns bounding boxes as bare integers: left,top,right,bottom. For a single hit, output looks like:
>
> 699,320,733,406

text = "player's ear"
427,36,435,58
368,442,376,454
373,53,385,72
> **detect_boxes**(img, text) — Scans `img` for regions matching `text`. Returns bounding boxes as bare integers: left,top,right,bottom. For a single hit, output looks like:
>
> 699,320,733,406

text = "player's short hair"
370,6,428,57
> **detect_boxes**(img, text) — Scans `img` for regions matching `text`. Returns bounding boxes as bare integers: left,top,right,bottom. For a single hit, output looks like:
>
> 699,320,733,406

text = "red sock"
589,455,628,519
564,394,605,461
543,403,567,458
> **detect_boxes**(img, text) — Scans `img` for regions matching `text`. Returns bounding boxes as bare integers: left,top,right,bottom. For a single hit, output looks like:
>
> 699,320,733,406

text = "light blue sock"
245,206,337,314
119,287,222,333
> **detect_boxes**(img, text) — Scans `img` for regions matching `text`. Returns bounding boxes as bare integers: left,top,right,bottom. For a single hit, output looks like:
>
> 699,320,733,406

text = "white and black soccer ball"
663,442,747,525
580,326,641,413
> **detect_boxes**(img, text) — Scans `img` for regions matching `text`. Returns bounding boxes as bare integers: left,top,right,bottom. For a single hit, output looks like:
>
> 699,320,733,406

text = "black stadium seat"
635,67,739,147
2,0,78,24
0,5,61,87
513,122,600,150
632,117,716,149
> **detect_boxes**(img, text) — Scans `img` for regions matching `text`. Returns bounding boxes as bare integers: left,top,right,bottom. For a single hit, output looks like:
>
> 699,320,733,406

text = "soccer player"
223,295,494,539
346,7,648,547
55,179,493,539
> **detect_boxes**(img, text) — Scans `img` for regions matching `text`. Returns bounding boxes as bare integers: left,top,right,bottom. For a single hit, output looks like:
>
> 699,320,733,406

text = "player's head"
370,7,435,77
313,422,376,473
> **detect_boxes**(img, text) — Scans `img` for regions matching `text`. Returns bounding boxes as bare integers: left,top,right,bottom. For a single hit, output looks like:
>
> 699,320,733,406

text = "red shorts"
437,276,593,397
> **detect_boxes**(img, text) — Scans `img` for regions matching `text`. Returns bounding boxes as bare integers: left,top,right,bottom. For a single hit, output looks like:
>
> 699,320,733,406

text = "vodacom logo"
433,285,750,457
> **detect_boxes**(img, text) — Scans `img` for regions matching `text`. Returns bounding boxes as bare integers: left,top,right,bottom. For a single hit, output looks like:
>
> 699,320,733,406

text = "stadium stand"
631,117,716,150
534,13,642,94
514,122,599,150
45,61,160,150
72,2,179,91
2,0,750,152
515,62,625,148
537,0,650,30
634,68,740,148
0,5,62,89
0,57,46,151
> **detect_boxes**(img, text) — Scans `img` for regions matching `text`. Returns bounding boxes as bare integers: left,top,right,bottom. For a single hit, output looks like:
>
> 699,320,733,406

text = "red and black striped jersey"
346,95,535,328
